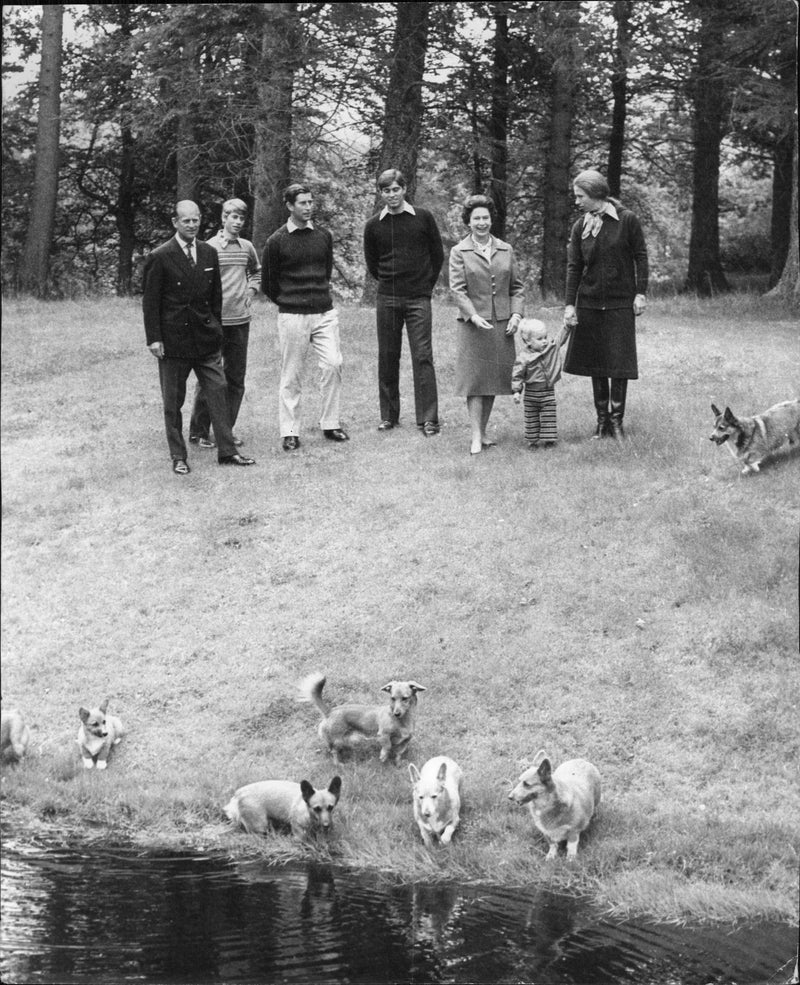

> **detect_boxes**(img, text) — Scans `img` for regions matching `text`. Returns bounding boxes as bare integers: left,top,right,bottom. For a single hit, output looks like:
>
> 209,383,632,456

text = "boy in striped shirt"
190,198,261,448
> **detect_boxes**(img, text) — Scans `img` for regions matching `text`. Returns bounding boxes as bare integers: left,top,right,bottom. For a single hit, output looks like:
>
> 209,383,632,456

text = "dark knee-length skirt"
564,307,638,379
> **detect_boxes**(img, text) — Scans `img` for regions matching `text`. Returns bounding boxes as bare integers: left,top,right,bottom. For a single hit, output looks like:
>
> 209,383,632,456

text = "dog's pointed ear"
537,758,553,784
531,749,547,767
723,407,737,425
408,682,427,693
437,761,448,782
328,776,342,801
100,699,109,713
79,707,90,723
300,779,316,804
408,763,421,783
380,682,394,693
711,403,721,417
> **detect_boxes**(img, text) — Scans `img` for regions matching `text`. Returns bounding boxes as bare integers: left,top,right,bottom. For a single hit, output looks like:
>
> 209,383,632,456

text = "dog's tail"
298,672,330,718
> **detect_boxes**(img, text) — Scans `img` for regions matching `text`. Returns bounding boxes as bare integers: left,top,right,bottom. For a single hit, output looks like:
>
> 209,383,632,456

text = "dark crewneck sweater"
363,207,444,298
261,224,333,314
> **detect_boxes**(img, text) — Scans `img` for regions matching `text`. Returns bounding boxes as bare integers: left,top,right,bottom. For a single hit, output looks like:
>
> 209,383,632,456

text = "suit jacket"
449,235,525,323
142,237,223,360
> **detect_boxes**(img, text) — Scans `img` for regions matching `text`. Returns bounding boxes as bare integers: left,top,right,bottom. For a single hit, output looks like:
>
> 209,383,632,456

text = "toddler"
511,318,571,447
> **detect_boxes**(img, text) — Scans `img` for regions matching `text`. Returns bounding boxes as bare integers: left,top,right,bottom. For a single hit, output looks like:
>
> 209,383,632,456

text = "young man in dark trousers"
363,169,444,435
262,184,349,451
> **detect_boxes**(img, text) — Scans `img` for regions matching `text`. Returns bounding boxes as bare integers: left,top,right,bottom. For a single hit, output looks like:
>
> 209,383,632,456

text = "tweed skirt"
563,307,638,379
454,319,516,396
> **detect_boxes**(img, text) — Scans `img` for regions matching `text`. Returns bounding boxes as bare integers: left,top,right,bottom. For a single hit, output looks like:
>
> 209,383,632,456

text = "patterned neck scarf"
581,201,619,239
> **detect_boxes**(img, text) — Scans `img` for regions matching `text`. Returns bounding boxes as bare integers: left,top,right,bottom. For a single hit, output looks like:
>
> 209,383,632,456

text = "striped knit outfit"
524,384,557,443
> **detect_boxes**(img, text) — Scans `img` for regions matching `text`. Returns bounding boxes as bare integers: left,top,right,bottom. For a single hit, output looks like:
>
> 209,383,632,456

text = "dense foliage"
1,1,796,298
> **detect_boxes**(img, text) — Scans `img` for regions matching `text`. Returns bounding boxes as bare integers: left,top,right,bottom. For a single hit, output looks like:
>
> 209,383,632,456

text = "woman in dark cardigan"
563,169,648,439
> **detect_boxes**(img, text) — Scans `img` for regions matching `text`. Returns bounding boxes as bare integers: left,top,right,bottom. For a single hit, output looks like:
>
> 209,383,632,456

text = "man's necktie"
185,244,195,266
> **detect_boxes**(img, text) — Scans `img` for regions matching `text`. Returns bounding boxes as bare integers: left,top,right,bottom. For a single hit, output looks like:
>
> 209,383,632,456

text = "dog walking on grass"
710,399,800,474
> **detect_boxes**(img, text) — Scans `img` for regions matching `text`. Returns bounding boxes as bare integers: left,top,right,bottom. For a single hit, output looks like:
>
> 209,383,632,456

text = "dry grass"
1,292,798,924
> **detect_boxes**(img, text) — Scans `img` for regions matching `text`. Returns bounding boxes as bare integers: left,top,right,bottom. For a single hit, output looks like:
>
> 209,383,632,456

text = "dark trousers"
190,321,250,438
158,353,236,461
376,295,438,426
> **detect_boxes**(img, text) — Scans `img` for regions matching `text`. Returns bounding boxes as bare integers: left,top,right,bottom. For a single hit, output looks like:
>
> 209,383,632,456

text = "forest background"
2,0,798,305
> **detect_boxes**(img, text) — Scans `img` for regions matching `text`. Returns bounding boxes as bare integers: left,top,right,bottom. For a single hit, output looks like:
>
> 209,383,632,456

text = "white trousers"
277,309,343,436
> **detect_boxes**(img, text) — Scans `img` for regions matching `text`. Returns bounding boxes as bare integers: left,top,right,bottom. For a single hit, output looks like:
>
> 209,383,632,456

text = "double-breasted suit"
142,236,238,461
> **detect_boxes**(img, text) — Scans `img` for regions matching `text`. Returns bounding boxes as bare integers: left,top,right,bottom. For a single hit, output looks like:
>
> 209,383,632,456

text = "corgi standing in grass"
509,750,600,859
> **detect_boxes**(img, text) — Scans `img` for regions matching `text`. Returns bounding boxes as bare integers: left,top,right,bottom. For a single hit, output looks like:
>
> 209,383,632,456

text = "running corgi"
710,399,800,474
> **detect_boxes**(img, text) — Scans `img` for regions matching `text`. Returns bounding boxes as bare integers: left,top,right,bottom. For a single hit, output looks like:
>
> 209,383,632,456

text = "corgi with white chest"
224,776,342,840
509,750,601,859
77,699,124,770
710,399,800,474
409,756,463,847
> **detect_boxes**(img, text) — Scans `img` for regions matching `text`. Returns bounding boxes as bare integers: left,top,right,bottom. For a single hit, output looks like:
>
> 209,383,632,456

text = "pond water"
0,835,795,985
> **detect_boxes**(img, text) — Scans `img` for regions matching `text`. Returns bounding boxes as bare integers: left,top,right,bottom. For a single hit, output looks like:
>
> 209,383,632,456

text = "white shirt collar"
287,217,314,232
379,201,416,220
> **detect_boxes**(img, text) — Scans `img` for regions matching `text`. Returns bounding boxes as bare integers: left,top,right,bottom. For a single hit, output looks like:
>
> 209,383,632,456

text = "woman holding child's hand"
449,194,525,455
563,169,648,440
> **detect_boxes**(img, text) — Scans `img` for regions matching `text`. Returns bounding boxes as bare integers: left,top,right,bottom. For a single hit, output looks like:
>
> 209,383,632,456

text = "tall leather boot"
591,377,610,438
609,378,628,440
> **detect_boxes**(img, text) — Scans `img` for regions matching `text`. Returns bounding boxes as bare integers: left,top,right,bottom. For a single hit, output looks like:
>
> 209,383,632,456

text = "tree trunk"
684,0,730,296
176,37,200,203
373,1,430,209
607,0,631,198
540,2,579,301
488,11,509,239
768,45,796,289
19,4,63,296
251,2,299,252
765,136,799,300
116,121,136,295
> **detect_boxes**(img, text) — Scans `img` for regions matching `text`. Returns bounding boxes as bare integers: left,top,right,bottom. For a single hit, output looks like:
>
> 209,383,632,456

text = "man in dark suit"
142,201,255,474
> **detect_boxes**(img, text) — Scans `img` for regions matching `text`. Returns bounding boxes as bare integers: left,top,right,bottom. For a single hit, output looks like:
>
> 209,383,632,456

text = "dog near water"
1,708,30,762
77,699,124,770
224,777,342,840
508,750,601,859
300,673,426,765
409,756,463,847
710,399,800,474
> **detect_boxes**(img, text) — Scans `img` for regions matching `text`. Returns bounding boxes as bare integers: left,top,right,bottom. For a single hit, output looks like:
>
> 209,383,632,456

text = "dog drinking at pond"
709,399,800,474
77,699,124,770
224,777,342,840
300,672,426,765
508,750,601,859
409,756,463,847
1,708,30,762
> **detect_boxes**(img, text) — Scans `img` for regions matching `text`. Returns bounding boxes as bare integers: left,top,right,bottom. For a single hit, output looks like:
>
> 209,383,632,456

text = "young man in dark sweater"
262,184,348,451
363,169,444,435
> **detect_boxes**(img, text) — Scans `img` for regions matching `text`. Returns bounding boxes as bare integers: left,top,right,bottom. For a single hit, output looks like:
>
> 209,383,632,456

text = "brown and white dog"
77,699,124,770
409,756,463,847
300,673,426,765
710,399,800,474
224,777,342,840
509,750,601,859
1,708,31,762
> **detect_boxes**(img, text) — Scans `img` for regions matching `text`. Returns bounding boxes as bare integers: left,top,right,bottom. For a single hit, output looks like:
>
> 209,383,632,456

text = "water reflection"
0,835,794,984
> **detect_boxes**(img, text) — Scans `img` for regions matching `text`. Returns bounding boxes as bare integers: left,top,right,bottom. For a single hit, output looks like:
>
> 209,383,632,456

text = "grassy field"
1,293,798,925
